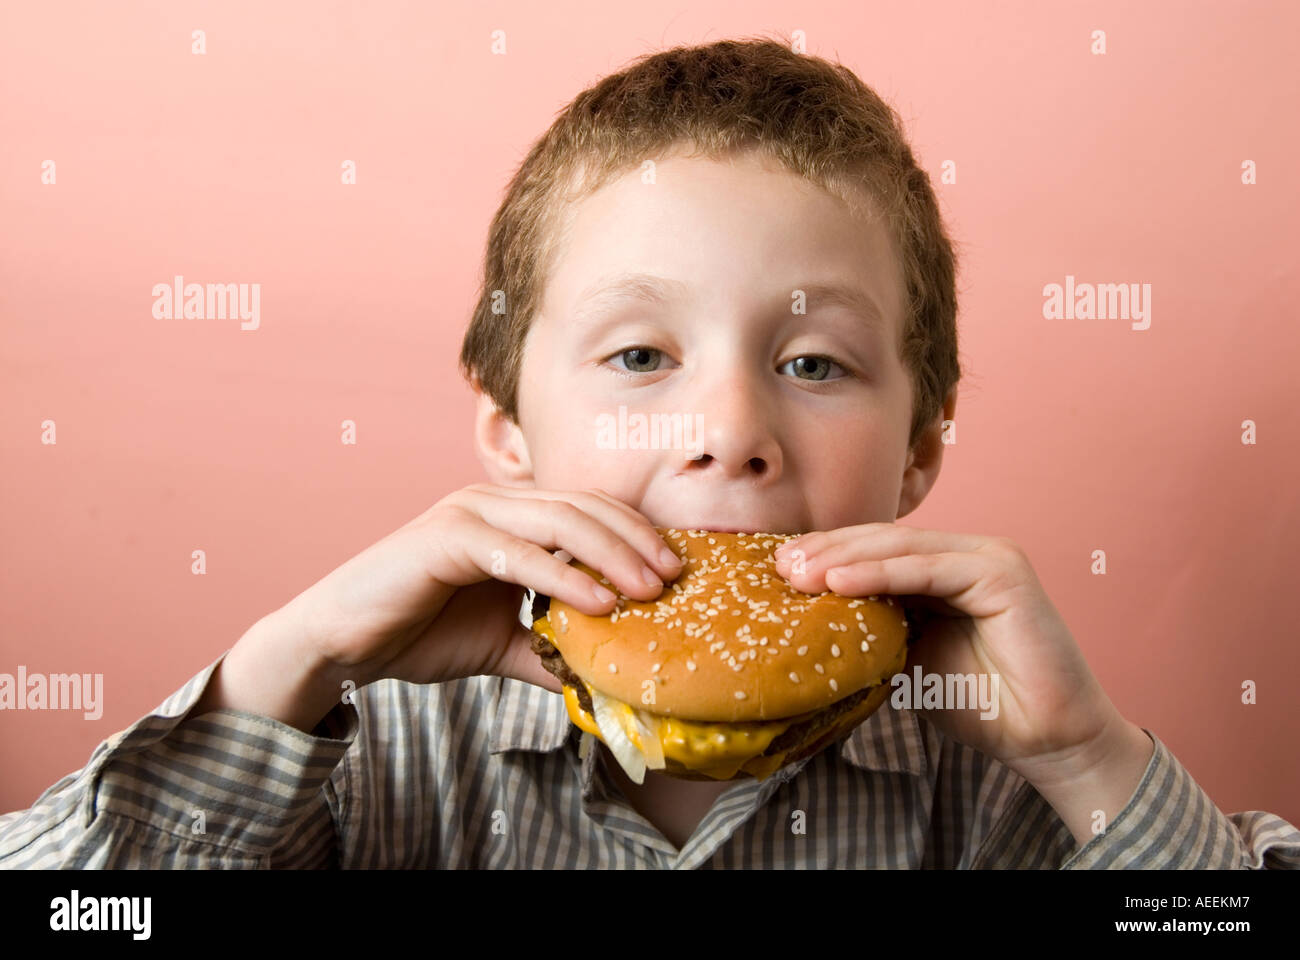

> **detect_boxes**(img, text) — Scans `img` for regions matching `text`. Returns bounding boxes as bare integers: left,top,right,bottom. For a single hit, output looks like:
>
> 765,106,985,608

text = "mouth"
661,523,797,536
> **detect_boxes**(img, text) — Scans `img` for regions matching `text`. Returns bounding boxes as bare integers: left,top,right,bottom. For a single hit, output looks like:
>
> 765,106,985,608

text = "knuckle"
548,499,584,523
979,535,1019,558
428,500,470,532
585,487,636,517
505,536,536,567
996,536,1026,561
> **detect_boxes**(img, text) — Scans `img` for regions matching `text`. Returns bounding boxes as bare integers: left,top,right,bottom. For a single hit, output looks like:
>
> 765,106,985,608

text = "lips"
661,523,798,536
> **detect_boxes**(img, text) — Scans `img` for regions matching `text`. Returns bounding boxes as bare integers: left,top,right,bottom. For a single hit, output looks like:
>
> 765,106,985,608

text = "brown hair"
459,34,962,450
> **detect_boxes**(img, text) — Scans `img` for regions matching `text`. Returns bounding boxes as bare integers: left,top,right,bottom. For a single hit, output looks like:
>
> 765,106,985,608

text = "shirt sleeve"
0,650,359,869
966,728,1300,869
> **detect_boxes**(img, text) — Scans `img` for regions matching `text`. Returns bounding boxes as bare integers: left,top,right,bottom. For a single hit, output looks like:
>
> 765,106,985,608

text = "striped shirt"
3,597,1299,868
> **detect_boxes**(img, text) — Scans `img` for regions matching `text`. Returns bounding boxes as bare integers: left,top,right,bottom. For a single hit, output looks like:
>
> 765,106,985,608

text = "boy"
2,37,1297,869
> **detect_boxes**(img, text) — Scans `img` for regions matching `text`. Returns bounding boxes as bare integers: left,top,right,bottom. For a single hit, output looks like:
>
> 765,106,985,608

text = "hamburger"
528,527,914,783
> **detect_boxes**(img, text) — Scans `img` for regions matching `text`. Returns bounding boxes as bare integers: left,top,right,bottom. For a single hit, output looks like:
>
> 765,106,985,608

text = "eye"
601,348,850,382
606,346,668,374
779,355,845,382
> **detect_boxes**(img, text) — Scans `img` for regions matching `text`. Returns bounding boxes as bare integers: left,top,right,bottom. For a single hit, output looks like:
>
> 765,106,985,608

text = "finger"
776,528,989,587
463,485,683,580
776,523,989,567
425,519,618,618
819,552,1012,620
496,623,565,695
454,495,674,608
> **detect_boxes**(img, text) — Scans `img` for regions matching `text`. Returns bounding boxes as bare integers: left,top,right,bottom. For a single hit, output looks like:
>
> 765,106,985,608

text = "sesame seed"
686,660,697,671
830,678,839,692
648,640,657,652
778,638,790,646
652,663,661,674
860,640,869,652
868,634,877,642
734,691,746,700
856,612,864,621
608,663,617,673
831,644,840,657
789,672,800,683
797,645,808,656
814,663,824,674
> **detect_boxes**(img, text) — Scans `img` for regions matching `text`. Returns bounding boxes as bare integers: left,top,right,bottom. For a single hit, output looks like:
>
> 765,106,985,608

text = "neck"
600,744,737,849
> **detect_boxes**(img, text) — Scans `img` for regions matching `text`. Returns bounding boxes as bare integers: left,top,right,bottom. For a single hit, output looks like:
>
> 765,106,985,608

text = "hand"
289,484,683,693
771,523,1131,785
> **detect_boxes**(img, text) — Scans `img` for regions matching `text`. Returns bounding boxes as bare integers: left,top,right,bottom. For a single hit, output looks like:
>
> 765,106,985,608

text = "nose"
679,363,783,480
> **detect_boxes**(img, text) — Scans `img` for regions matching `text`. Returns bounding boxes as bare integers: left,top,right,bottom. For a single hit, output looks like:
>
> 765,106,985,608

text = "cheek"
530,423,655,492
790,418,900,490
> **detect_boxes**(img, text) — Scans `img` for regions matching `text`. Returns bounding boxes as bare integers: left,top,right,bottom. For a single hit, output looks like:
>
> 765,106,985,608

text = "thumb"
495,622,565,695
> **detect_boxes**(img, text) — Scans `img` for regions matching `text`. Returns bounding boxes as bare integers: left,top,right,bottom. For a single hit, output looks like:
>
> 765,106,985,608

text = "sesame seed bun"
541,528,910,723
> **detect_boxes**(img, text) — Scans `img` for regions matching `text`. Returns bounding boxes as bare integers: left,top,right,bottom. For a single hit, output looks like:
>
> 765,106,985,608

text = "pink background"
2,1,1297,826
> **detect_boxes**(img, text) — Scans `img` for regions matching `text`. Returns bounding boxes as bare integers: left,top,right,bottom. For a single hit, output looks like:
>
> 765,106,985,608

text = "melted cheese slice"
562,683,795,780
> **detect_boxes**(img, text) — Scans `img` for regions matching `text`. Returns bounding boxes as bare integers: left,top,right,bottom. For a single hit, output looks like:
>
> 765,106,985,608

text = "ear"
895,387,957,520
472,384,534,487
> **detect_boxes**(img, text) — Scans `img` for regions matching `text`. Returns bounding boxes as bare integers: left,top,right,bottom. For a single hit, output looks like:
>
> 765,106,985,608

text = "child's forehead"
533,168,904,342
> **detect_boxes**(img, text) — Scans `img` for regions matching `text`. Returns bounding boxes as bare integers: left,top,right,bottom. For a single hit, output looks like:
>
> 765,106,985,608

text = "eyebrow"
569,271,887,337
570,272,690,329
794,281,888,335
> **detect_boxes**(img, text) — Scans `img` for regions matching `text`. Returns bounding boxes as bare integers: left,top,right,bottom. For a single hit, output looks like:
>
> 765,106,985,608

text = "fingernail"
659,547,681,568
592,583,616,603
640,564,662,586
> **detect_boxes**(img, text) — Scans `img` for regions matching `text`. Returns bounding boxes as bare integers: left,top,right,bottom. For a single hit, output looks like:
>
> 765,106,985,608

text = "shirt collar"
488,676,928,777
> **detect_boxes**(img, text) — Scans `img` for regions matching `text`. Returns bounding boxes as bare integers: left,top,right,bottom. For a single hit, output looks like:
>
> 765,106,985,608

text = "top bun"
542,528,909,723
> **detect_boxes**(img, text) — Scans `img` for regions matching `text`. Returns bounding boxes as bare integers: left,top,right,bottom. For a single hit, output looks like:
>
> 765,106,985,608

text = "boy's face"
480,146,949,535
